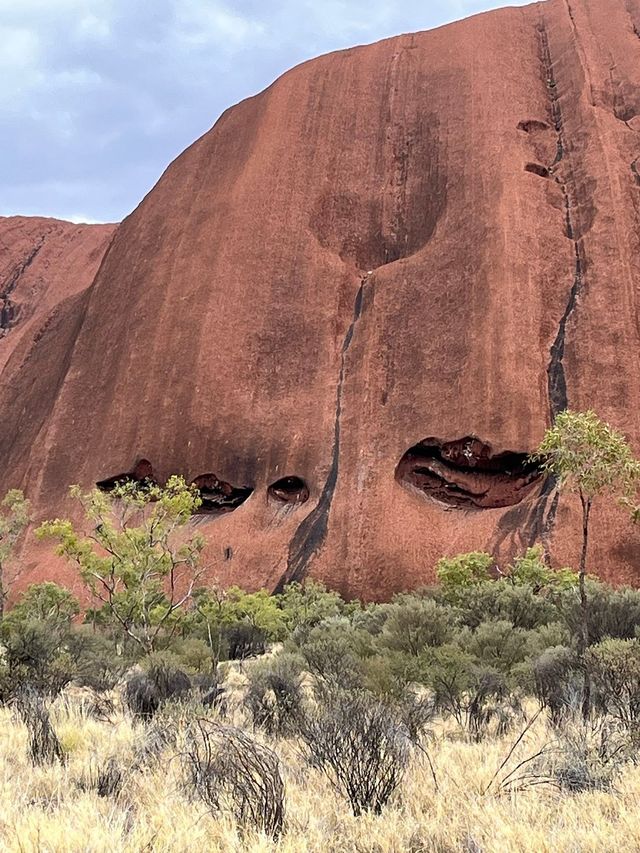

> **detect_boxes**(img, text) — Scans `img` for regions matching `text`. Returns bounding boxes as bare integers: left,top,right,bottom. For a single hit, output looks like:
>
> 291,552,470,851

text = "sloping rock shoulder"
3,0,640,598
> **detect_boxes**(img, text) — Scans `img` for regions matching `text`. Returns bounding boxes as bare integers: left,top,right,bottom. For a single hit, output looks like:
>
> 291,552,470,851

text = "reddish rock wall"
2,0,640,599
0,216,115,374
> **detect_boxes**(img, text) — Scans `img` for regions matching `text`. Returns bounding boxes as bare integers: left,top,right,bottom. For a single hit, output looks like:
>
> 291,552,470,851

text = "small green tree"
436,551,494,599
37,476,205,655
533,410,640,715
499,546,577,590
7,582,80,626
190,585,288,664
278,580,346,636
0,489,31,619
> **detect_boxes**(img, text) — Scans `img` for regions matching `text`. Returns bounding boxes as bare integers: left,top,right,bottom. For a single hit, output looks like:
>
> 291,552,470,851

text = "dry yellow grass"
0,692,639,853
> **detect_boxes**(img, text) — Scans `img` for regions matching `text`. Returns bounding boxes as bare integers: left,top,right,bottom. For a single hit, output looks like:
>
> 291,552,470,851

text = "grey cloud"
0,0,532,223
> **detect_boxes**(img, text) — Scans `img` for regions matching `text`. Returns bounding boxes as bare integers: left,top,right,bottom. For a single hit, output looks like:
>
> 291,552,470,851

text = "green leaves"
6,582,80,626
37,477,205,654
193,586,288,641
533,410,640,501
436,552,494,596
502,546,578,590
0,489,30,566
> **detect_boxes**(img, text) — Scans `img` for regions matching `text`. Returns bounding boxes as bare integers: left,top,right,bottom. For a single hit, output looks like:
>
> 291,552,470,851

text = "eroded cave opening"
191,473,253,513
525,163,550,178
268,476,309,505
517,119,550,134
395,437,543,509
96,458,156,492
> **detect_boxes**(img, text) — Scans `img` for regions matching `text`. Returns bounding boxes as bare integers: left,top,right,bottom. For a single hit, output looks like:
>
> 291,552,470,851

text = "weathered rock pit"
395,437,543,510
268,476,309,505
97,462,253,514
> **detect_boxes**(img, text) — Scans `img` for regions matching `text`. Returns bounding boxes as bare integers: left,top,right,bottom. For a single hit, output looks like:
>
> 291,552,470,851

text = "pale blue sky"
0,1,533,223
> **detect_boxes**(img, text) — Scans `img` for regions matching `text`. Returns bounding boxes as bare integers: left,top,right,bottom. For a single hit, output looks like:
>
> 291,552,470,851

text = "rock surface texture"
3,0,640,598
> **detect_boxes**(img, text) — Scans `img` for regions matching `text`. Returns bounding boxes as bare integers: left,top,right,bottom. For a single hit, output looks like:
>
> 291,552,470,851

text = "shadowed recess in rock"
395,437,543,509
525,163,550,178
191,473,253,513
96,458,155,492
268,476,309,505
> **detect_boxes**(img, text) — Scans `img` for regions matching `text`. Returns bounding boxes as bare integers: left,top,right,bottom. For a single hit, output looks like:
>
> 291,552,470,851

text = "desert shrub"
14,687,65,765
453,582,560,631
457,621,531,672
588,639,640,733
0,618,75,697
244,653,305,738
422,645,519,740
555,581,640,645
278,580,348,642
124,654,192,720
225,622,268,660
190,586,288,662
586,585,640,642
185,720,285,838
500,546,577,591
298,689,411,816
380,595,453,655
397,690,437,744
548,719,633,792
297,621,370,690
359,651,416,698
527,645,582,723
66,628,132,692
9,582,80,625
436,552,494,599
169,637,217,674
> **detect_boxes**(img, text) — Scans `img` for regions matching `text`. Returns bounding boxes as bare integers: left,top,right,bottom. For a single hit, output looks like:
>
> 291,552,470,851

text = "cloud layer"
0,0,532,223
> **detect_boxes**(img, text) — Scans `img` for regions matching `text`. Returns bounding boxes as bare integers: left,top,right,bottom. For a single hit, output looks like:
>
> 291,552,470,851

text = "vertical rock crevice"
537,19,585,421
277,273,373,590
0,238,45,335
514,15,591,552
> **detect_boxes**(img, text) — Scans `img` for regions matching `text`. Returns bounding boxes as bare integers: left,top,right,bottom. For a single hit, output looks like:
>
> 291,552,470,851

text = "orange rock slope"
2,0,640,599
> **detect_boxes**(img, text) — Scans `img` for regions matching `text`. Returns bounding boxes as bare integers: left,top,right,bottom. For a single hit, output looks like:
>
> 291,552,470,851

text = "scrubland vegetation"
2,410,640,850
3,568,640,852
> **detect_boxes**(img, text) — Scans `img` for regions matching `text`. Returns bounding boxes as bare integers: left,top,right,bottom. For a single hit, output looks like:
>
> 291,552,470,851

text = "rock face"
0,217,115,374
3,0,640,598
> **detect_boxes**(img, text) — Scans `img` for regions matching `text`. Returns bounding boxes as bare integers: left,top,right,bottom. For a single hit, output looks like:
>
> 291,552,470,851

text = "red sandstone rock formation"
0,217,115,374
2,0,640,599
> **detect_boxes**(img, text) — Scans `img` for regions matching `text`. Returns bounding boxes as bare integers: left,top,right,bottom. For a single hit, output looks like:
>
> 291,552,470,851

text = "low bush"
244,653,305,738
380,595,453,655
124,654,192,721
297,621,370,690
422,645,520,740
14,687,65,765
588,639,640,734
298,689,411,815
549,719,633,792
529,645,582,723
184,720,285,838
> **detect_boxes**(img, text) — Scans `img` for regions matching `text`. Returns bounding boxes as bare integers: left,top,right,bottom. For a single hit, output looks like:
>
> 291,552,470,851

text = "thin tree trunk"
578,491,592,719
